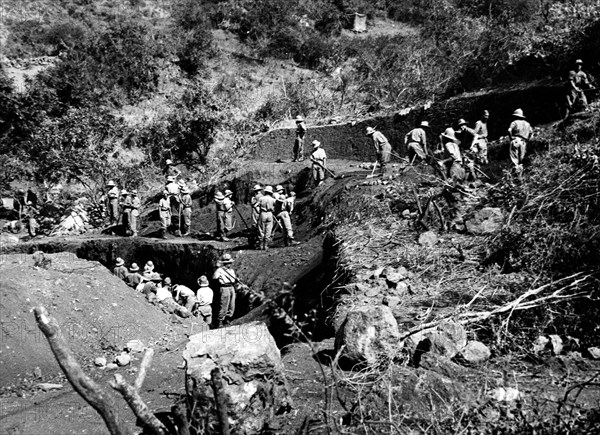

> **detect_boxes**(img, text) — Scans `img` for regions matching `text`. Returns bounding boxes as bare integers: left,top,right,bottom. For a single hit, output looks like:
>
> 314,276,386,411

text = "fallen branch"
211,367,230,435
34,306,130,435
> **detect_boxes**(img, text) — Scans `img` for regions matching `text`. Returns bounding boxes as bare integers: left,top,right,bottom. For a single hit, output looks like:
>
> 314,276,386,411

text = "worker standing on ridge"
438,127,465,183
180,186,192,236
473,110,490,165
213,253,238,328
130,190,140,237
507,108,533,177
250,184,263,249
214,191,234,241
121,190,133,236
163,159,181,179
566,59,593,117
310,140,327,187
366,126,391,175
257,185,276,250
195,275,214,325
294,115,307,162
405,121,429,165
223,190,235,237
106,180,119,226
113,257,128,280
158,190,171,239
275,189,300,247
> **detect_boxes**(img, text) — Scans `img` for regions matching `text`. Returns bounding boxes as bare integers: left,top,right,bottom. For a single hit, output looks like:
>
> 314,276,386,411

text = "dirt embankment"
252,83,565,162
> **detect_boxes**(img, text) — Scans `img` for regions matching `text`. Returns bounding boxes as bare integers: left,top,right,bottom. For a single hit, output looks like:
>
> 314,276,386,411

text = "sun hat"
214,191,225,200
224,189,233,197
264,185,274,194
441,127,458,142
512,108,525,118
277,194,287,202
166,159,173,165
115,257,124,266
312,140,321,148
131,189,138,195
458,119,468,126
420,121,430,128
482,110,489,116
220,253,233,264
275,185,284,192
575,59,583,64
164,277,172,285
129,263,139,272
145,261,154,270
120,189,128,195
198,275,209,287
296,115,304,122
366,126,376,135
107,180,116,187
252,184,262,191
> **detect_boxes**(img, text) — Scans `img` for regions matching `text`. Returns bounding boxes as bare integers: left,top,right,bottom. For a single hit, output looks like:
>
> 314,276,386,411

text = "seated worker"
125,263,143,288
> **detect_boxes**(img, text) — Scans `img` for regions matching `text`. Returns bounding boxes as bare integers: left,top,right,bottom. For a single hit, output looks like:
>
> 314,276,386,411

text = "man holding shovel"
309,140,327,187
366,126,391,176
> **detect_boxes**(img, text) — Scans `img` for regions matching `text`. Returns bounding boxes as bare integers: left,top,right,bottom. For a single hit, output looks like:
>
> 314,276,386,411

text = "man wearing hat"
566,59,592,116
213,253,238,328
120,190,132,236
163,159,181,179
294,115,307,162
439,128,466,183
105,180,119,226
158,190,171,239
180,186,192,236
195,275,214,325
113,257,128,281
130,190,141,237
125,263,143,288
473,110,490,165
310,140,327,187
366,127,392,175
404,121,429,165
214,191,234,241
257,186,276,250
274,190,300,247
250,185,264,249
507,108,532,176
165,176,181,220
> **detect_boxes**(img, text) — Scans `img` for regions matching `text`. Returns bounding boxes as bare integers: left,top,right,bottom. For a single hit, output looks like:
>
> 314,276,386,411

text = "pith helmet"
131,189,138,195
277,193,287,202
441,127,458,142
181,187,189,194
129,263,139,272
420,121,430,128
220,253,233,264
512,108,525,118
198,275,209,287
166,159,173,165
482,110,490,117
224,189,233,197
145,260,154,270
115,257,124,266
458,119,468,126
366,126,376,135
164,277,172,285
120,189,128,195
275,185,284,192
576,59,583,64
312,140,321,148
166,176,175,182
214,191,225,200
296,115,304,122
177,180,185,187
264,185,274,194
107,180,116,187
252,184,263,191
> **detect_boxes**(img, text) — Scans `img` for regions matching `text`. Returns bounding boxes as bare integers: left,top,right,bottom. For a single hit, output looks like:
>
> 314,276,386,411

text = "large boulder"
183,322,291,434
404,321,467,364
334,305,401,365
455,341,491,365
465,207,504,235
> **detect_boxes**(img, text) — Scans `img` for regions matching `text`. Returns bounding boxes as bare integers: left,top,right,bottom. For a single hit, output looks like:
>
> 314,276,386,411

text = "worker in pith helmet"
294,115,307,162
405,121,429,165
507,109,532,177
163,158,181,179
106,180,119,226
158,190,171,239
310,140,327,187
257,186,276,250
213,253,237,327
180,186,192,236
366,126,391,175
473,110,490,165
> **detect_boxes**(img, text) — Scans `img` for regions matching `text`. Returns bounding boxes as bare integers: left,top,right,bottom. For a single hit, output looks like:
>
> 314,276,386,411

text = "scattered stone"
94,357,107,368
491,387,522,402
372,267,385,278
419,353,469,379
405,321,466,362
36,383,63,391
125,339,145,353
437,321,467,351
33,367,42,379
105,363,119,371
587,347,600,359
334,305,401,365
402,209,411,218
115,353,131,367
386,271,403,286
382,295,401,309
455,341,491,365
465,207,504,235
549,335,563,355
418,231,438,247
532,336,550,354
365,286,380,297
0,234,19,246
183,322,291,433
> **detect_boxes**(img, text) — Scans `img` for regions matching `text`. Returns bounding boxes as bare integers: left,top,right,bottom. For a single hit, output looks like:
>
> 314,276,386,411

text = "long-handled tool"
310,158,344,179
233,204,250,230
176,201,182,237
366,161,379,178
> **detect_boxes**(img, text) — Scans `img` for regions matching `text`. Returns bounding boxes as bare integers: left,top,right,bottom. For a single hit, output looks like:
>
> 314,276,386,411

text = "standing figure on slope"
507,108,533,177
294,115,307,162
366,126,391,175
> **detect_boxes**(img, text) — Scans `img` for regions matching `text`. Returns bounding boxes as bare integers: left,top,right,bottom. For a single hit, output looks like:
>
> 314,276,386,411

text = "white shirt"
197,286,214,305
174,285,195,300
155,286,172,302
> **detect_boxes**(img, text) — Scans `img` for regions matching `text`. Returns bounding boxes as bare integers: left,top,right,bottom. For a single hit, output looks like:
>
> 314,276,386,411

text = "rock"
183,322,291,434
405,321,467,362
455,341,491,365
0,234,19,246
419,353,469,379
396,266,408,279
465,207,504,235
382,295,401,309
115,353,131,366
436,321,467,353
386,271,403,286
371,267,385,279
94,357,107,368
36,383,63,391
549,335,563,355
33,367,42,379
105,363,119,371
491,387,523,402
587,347,600,359
125,339,145,353
532,336,550,354
334,305,401,365
402,209,411,218
418,231,438,247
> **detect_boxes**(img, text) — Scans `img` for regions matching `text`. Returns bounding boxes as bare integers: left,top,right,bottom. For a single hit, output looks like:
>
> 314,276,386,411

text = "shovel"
310,158,344,179
366,161,379,178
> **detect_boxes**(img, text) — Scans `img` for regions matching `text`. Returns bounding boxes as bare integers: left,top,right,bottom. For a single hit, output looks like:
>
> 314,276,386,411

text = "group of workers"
112,252,239,328
103,181,141,236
